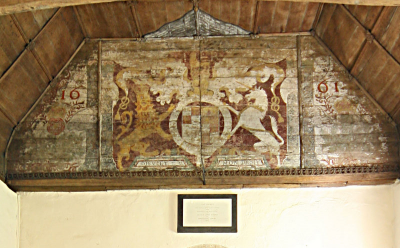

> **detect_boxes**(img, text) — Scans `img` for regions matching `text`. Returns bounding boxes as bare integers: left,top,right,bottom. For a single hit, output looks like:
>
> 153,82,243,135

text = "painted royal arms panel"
5,36,399,187
100,37,299,173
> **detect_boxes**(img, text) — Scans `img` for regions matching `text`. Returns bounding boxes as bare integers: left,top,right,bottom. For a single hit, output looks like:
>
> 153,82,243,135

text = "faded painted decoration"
6,36,398,177
100,36,299,172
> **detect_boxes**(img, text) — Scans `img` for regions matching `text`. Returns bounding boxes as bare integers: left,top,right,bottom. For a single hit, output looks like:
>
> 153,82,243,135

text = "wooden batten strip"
10,14,29,43
296,35,303,169
0,9,63,84
312,3,324,31
4,39,86,176
257,32,311,37
98,40,102,171
10,14,55,86
129,1,143,37
312,33,397,127
28,45,53,81
253,0,260,34
73,6,88,37
0,105,16,126
339,4,369,69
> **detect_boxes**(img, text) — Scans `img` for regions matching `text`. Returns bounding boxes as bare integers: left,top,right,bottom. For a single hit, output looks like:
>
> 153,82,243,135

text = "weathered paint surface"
7,42,99,173
101,37,298,171
300,36,398,167
6,36,398,175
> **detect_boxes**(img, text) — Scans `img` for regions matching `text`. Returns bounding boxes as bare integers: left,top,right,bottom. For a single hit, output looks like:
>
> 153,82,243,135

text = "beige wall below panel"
0,180,18,248
395,181,400,248
18,186,394,248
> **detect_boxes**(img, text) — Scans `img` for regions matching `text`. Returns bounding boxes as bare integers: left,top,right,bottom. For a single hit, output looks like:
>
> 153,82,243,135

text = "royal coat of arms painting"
100,37,300,172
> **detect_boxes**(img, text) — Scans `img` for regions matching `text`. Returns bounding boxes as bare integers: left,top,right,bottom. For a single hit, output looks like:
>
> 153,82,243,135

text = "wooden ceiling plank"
164,1,185,23
376,70,400,109
32,7,84,77
113,2,138,37
150,2,167,31
352,5,372,25
315,3,337,39
10,14,29,43
208,0,222,20
345,4,357,12
0,50,49,123
339,4,369,68
12,8,58,41
238,0,256,32
319,6,350,67
220,0,233,24
129,1,142,37
362,55,390,93
253,0,260,33
0,15,27,76
135,2,156,35
355,44,388,92
363,6,384,30
371,6,397,40
73,5,88,37
351,41,378,76
302,2,320,31
255,1,276,33
199,0,211,13
390,37,400,62
270,1,292,33
1,0,400,16
377,8,400,51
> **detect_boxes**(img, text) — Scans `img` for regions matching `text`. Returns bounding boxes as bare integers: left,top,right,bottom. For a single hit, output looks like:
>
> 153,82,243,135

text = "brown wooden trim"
253,0,260,34
312,3,324,32
6,165,399,191
1,0,400,16
97,40,102,171
128,1,143,37
28,45,54,81
0,105,17,126
10,14,29,43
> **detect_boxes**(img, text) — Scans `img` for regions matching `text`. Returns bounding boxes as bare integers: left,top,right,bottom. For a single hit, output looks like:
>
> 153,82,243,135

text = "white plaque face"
182,199,232,227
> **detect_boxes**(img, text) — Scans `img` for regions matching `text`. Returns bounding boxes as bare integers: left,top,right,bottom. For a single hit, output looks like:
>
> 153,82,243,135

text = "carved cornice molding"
7,164,399,180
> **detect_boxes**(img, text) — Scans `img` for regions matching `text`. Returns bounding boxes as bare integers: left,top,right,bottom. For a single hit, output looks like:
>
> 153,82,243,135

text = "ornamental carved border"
6,164,399,180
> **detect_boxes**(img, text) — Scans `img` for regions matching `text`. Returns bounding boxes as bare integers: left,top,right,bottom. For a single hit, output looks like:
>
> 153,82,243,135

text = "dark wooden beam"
1,0,400,16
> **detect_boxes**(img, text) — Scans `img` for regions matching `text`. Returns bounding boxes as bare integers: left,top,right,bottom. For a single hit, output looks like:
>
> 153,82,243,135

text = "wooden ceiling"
0,0,400,181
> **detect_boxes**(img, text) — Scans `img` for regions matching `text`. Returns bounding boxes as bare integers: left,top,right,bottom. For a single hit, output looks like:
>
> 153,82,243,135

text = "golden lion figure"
113,69,175,171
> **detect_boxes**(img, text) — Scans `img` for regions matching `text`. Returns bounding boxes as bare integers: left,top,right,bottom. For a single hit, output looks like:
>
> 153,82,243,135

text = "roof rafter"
1,0,400,16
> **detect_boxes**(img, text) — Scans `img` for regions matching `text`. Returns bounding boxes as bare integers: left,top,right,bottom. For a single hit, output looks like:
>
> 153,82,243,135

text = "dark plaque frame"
177,194,237,233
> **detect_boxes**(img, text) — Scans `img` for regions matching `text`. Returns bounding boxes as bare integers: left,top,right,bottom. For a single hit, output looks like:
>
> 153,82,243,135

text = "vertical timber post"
296,35,303,169
98,40,102,171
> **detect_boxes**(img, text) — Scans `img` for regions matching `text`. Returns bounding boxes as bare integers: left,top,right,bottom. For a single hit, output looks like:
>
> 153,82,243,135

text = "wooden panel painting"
100,37,299,172
5,35,399,186
7,42,99,173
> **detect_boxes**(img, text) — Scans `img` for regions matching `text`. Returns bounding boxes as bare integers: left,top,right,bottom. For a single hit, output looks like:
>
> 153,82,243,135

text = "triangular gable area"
4,10,399,191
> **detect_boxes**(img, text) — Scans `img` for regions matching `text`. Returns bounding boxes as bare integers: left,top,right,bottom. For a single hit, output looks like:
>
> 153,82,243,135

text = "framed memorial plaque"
177,194,237,233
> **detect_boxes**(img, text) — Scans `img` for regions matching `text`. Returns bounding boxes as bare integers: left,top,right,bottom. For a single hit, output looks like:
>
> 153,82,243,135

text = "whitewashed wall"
0,180,18,248
395,182,400,248
18,185,396,248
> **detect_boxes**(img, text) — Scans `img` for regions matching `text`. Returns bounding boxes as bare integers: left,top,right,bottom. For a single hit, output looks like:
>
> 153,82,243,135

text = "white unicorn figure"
228,88,284,166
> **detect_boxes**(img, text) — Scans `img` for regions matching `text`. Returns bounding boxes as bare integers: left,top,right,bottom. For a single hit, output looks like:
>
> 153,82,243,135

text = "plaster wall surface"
18,186,395,248
394,181,400,248
0,180,18,248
